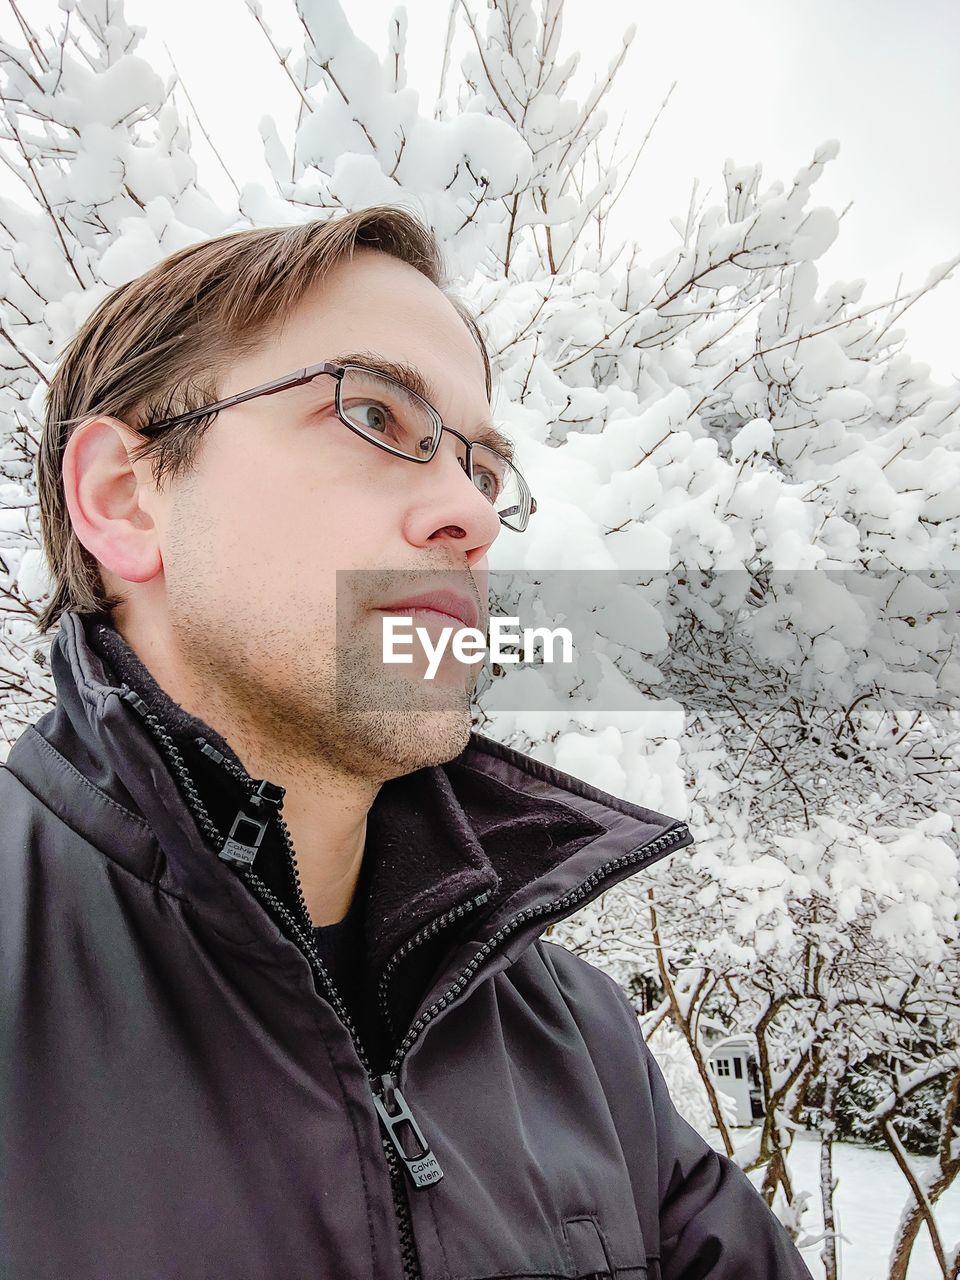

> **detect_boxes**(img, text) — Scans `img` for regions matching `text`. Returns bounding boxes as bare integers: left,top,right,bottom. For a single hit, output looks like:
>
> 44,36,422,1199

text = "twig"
874,256,960,344
457,0,517,122
162,41,240,200
0,141,85,288
6,0,48,72
603,80,676,224
245,3,314,116
0,324,48,383
435,0,458,116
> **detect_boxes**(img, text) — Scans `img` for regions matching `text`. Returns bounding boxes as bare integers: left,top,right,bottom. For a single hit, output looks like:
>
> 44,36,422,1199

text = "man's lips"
375,589,480,630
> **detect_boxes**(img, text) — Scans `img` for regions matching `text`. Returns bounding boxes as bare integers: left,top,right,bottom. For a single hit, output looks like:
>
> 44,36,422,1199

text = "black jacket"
0,610,812,1279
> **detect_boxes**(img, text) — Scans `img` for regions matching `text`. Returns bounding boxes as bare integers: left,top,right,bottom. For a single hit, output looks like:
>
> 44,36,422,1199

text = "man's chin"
388,706,474,775
333,647,479,778
335,689,474,779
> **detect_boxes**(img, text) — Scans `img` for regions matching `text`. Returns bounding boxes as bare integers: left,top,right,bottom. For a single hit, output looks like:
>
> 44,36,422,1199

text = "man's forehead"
328,349,514,461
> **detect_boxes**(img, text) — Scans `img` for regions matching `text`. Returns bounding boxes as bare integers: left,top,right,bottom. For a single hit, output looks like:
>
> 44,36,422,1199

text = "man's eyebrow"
329,350,515,462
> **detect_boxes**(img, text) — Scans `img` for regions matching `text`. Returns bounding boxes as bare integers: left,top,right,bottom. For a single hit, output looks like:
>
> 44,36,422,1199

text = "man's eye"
473,469,500,501
345,400,392,433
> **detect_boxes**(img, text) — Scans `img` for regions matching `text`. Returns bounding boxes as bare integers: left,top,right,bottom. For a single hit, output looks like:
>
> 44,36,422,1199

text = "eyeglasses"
136,360,538,533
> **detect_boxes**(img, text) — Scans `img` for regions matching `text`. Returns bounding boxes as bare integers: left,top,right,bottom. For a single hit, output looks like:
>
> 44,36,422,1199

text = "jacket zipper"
118,684,689,1277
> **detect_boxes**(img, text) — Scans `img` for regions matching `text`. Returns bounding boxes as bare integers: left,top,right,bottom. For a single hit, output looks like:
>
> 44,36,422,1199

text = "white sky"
6,0,960,380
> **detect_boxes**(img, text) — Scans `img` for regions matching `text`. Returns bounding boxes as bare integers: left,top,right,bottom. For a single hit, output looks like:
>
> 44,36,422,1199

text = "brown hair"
35,206,493,637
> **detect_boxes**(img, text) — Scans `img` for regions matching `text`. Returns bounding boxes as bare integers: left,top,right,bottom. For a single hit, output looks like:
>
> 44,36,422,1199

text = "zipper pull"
373,1073,444,1189
216,779,286,868
121,686,150,718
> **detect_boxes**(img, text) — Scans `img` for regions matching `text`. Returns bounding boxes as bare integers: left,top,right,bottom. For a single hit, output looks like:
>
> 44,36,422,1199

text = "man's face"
122,249,503,781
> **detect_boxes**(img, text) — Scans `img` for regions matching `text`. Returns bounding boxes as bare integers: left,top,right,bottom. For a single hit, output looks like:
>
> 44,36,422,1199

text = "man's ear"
61,415,163,585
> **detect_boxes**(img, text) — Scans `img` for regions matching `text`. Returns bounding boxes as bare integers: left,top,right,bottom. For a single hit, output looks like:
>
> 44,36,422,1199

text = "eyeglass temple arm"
138,362,341,434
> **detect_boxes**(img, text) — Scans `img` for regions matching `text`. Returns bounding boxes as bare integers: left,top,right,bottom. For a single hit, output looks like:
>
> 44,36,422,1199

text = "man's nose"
401,436,502,561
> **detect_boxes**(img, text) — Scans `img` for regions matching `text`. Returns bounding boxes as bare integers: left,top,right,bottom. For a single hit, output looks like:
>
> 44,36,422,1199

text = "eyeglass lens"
337,367,530,528
338,366,439,460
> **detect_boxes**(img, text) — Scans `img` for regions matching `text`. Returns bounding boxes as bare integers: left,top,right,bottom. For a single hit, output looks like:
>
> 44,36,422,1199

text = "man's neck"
280,777,371,926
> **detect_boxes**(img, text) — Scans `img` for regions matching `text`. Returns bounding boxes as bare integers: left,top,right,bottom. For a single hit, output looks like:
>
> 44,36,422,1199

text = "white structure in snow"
708,1036,765,1126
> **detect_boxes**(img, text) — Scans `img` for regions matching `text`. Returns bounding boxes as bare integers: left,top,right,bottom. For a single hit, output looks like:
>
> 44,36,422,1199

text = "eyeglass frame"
133,360,538,533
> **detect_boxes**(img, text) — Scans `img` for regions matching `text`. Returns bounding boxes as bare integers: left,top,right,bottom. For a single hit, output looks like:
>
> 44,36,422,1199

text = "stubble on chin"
331,637,475,780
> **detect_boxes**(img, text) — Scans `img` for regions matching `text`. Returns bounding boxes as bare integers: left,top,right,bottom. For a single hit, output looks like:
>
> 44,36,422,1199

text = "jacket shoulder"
1,726,159,880
530,937,663,1105
536,937,648,1039
0,737,166,976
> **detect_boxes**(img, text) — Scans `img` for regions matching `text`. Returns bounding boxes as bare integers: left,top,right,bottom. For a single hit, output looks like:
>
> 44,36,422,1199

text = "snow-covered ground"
780,1131,959,1279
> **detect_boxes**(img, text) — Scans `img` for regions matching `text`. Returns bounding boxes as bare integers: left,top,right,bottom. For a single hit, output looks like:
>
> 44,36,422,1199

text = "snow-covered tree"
2,2,957,1275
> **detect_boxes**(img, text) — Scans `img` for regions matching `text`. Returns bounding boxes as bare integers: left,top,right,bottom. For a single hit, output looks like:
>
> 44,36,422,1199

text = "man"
0,207,812,1278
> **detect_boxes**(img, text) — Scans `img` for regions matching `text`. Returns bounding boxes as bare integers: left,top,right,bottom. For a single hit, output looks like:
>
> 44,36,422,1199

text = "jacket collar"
15,610,691,1021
